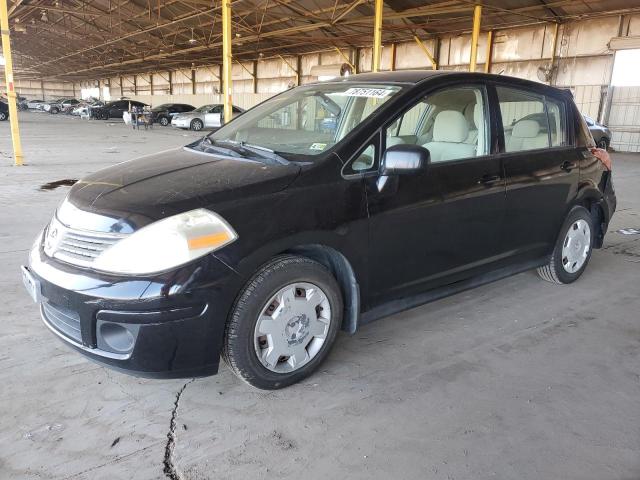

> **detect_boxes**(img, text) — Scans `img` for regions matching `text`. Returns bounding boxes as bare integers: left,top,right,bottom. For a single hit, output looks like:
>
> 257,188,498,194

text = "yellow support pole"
372,0,383,72
484,30,493,73
221,0,232,123
0,0,24,166
469,4,482,72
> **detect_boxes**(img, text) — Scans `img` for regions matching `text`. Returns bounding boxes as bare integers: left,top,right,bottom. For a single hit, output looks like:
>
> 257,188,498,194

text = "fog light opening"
99,322,135,353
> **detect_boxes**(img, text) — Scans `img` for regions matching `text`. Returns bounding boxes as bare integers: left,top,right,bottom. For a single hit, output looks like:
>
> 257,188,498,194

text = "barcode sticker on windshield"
339,88,393,98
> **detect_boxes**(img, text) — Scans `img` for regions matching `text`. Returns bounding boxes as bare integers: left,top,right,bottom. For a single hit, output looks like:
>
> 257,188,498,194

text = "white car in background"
27,99,46,110
171,103,243,131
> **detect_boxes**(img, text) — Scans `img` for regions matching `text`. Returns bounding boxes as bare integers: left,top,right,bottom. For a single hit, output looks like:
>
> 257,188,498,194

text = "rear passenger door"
494,85,579,261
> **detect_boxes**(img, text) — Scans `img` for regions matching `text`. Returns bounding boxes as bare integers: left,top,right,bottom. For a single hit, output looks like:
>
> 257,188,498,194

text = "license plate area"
21,266,41,303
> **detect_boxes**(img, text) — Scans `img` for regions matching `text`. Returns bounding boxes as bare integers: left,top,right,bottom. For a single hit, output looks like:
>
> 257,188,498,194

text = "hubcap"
561,219,591,273
254,282,331,374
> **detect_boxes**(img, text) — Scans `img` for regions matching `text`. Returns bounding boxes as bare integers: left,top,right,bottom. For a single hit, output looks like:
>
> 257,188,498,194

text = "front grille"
42,301,82,343
44,218,128,268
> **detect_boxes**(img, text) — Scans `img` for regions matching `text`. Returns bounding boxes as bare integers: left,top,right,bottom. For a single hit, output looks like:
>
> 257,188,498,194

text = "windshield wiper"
199,138,289,165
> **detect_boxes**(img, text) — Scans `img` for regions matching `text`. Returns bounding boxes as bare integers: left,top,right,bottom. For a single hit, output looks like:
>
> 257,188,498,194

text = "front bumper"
171,118,190,128
25,234,243,378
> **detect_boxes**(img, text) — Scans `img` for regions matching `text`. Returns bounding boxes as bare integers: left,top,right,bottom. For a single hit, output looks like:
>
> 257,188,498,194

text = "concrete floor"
1,112,639,480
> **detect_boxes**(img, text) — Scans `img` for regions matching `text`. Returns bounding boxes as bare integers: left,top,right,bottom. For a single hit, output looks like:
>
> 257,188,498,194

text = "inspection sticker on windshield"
339,87,393,98
310,143,327,151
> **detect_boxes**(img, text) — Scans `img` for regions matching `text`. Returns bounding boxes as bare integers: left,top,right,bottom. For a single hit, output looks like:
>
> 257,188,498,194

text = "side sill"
359,257,547,325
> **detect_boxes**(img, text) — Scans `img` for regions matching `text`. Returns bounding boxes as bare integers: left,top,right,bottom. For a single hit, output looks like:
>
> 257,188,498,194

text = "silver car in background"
171,104,244,131
584,115,611,150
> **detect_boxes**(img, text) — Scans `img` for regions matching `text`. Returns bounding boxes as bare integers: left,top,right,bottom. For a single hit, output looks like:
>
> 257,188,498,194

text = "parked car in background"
18,97,29,111
72,100,105,117
150,103,195,126
171,104,243,131
0,100,8,121
91,100,148,120
27,99,46,110
583,115,611,150
45,98,80,114
23,71,616,389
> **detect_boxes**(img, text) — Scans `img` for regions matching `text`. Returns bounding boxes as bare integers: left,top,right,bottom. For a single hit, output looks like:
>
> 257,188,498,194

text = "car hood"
64,147,301,233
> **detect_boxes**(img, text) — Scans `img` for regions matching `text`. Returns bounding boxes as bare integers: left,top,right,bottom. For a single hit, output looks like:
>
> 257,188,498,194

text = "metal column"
484,30,493,73
222,0,233,123
372,0,383,72
469,4,482,72
0,0,24,166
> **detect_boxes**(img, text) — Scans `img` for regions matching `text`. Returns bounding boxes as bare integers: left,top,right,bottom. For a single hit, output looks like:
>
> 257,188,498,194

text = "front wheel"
190,118,204,131
223,255,343,389
159,116,169,126
0,111,7,121
537,206,595,284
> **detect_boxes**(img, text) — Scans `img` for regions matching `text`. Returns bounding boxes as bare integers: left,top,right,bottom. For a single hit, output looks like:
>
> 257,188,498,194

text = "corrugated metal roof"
7,0,640,79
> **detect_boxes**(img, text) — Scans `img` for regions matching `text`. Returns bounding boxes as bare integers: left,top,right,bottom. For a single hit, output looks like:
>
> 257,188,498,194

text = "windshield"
152,104,170,111
194,105,215,113
207,83,402,158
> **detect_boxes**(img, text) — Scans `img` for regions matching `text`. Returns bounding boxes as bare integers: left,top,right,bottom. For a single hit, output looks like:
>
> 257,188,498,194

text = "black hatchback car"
23,71,616,389
149,103,195,126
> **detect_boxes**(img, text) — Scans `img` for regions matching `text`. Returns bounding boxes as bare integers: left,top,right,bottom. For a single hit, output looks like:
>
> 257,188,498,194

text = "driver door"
365,84,507,305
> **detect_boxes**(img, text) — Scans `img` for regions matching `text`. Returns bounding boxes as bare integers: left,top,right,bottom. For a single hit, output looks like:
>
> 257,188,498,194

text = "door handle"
561,161,577,172
478,174,502,186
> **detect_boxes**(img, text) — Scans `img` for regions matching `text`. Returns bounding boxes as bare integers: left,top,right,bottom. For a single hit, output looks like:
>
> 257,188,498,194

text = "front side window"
209,83,402,158
382,86,489,164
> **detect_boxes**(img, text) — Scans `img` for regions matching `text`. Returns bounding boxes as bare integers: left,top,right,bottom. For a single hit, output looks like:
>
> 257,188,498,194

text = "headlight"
92,209,237,275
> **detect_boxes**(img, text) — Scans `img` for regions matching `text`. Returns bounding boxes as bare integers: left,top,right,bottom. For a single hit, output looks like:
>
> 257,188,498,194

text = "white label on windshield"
310,143,327,151
339,88,393,98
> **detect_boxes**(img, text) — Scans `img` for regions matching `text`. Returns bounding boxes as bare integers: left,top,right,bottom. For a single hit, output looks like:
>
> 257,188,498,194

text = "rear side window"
497,87,548,152
497,86,569,152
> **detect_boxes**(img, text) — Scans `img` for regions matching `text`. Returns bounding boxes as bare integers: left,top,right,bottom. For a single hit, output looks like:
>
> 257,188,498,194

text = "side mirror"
380,144,430,175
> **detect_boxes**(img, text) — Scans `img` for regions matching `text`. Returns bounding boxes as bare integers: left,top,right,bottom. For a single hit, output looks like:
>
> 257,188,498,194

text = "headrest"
512,119,541,138
386,136,406,147
433,110,469,143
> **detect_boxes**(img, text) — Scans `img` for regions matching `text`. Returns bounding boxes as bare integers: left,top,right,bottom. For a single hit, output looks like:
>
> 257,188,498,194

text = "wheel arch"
283,244,360,334
574,184,607,248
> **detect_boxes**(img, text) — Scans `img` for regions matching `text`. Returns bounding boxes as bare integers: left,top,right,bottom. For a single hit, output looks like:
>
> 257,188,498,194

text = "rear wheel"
597,137,609,150
50,107,59,114
537,206,594,284
159,116,169,126
0,111,7,121
190,118,204,131
223,255,343,389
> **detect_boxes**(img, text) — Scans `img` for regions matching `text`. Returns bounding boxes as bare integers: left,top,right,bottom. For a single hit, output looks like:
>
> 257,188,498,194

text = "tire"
50,107,59,114
190,118,204,131
159,116,169,126
223,255,343,389
597,137,609,150
0,111,7,121
537,206,595,284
